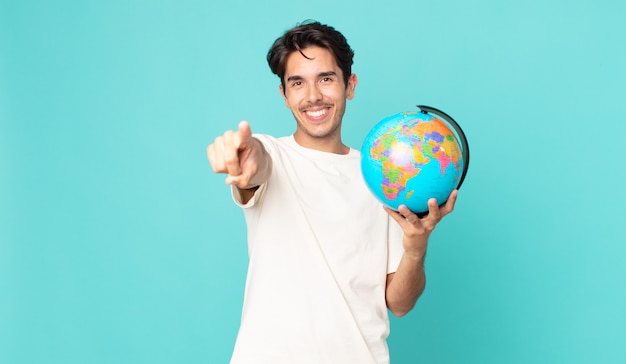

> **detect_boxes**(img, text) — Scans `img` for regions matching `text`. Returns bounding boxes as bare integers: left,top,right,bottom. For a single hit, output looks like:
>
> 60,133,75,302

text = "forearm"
385,252,426,317
383,192,457,317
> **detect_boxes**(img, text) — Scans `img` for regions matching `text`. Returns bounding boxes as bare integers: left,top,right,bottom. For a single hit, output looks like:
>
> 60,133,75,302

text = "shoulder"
252,134,290,154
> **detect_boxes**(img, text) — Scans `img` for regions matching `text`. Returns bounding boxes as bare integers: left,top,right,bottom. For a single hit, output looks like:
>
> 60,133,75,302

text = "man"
207,21,457,364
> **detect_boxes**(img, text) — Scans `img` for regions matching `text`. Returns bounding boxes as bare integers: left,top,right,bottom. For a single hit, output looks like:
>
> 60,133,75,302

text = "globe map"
361,111,467,214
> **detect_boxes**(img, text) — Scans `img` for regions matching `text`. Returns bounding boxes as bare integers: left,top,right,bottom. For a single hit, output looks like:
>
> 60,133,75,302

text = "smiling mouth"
302,103,333,120
306,109,328,118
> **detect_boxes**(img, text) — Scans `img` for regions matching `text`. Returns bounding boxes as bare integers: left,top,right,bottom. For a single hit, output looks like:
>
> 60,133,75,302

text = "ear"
346,74,358,100
279,84,289,108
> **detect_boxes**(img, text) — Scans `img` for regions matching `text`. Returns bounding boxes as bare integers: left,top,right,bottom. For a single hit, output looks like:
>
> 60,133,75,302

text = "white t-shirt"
230,135,404,364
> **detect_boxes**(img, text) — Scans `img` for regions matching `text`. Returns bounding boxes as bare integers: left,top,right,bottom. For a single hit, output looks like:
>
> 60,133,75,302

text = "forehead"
284,46,342,77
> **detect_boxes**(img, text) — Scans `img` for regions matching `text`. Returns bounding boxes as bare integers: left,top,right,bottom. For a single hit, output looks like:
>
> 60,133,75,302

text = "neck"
293,132,349,154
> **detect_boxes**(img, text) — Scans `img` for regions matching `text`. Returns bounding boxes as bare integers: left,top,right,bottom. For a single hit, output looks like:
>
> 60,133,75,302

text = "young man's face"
280,46,357,150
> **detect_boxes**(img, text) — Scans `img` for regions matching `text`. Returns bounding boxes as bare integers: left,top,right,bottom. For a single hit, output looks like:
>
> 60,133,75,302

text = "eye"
321,77,333,83
291,80,303,88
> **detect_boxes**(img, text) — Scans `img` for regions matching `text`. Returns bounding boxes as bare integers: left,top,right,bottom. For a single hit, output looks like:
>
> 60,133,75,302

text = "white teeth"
306,109,326,117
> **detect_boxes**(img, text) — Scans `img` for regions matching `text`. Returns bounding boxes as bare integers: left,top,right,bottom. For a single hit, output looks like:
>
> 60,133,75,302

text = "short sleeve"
386,217,404,274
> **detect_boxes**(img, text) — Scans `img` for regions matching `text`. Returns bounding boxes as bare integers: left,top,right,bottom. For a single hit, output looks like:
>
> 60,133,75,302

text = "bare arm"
384,190,458,317
207,121,272,204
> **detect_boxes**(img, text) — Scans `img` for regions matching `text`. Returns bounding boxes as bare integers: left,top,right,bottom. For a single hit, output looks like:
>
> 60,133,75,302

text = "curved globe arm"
416,105,470,191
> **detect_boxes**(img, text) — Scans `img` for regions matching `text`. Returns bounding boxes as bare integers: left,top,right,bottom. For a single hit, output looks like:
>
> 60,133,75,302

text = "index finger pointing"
235,121,253,148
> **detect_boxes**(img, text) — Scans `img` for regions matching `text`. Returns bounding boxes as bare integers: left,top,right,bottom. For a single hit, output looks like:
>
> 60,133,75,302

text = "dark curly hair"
267,20,355,90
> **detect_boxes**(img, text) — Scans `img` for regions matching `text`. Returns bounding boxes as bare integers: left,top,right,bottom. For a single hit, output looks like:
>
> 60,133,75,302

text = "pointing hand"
207,121,267,189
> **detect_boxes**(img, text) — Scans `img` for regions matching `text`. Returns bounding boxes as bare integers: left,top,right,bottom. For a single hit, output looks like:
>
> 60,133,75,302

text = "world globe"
360,105,470,216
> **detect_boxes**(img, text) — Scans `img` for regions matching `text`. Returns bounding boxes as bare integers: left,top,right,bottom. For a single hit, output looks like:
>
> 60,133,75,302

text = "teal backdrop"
2,0,625,363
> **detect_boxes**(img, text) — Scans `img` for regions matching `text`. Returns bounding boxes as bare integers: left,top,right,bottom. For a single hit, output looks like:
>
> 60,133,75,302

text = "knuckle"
209,161,223,173
224,154,238,166
223,130,235,142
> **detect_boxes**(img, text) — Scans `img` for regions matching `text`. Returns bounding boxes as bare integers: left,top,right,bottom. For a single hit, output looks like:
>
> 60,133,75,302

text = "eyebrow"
286,71,337,83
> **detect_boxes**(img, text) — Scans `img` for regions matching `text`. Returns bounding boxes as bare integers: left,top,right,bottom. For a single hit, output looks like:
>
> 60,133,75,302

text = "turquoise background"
1,0,625,363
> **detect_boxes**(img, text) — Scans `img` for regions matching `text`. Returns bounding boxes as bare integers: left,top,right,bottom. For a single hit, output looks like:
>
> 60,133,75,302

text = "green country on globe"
360,110,468,214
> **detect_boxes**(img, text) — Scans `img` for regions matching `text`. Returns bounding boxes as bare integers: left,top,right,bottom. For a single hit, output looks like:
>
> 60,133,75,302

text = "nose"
306,83,322,103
